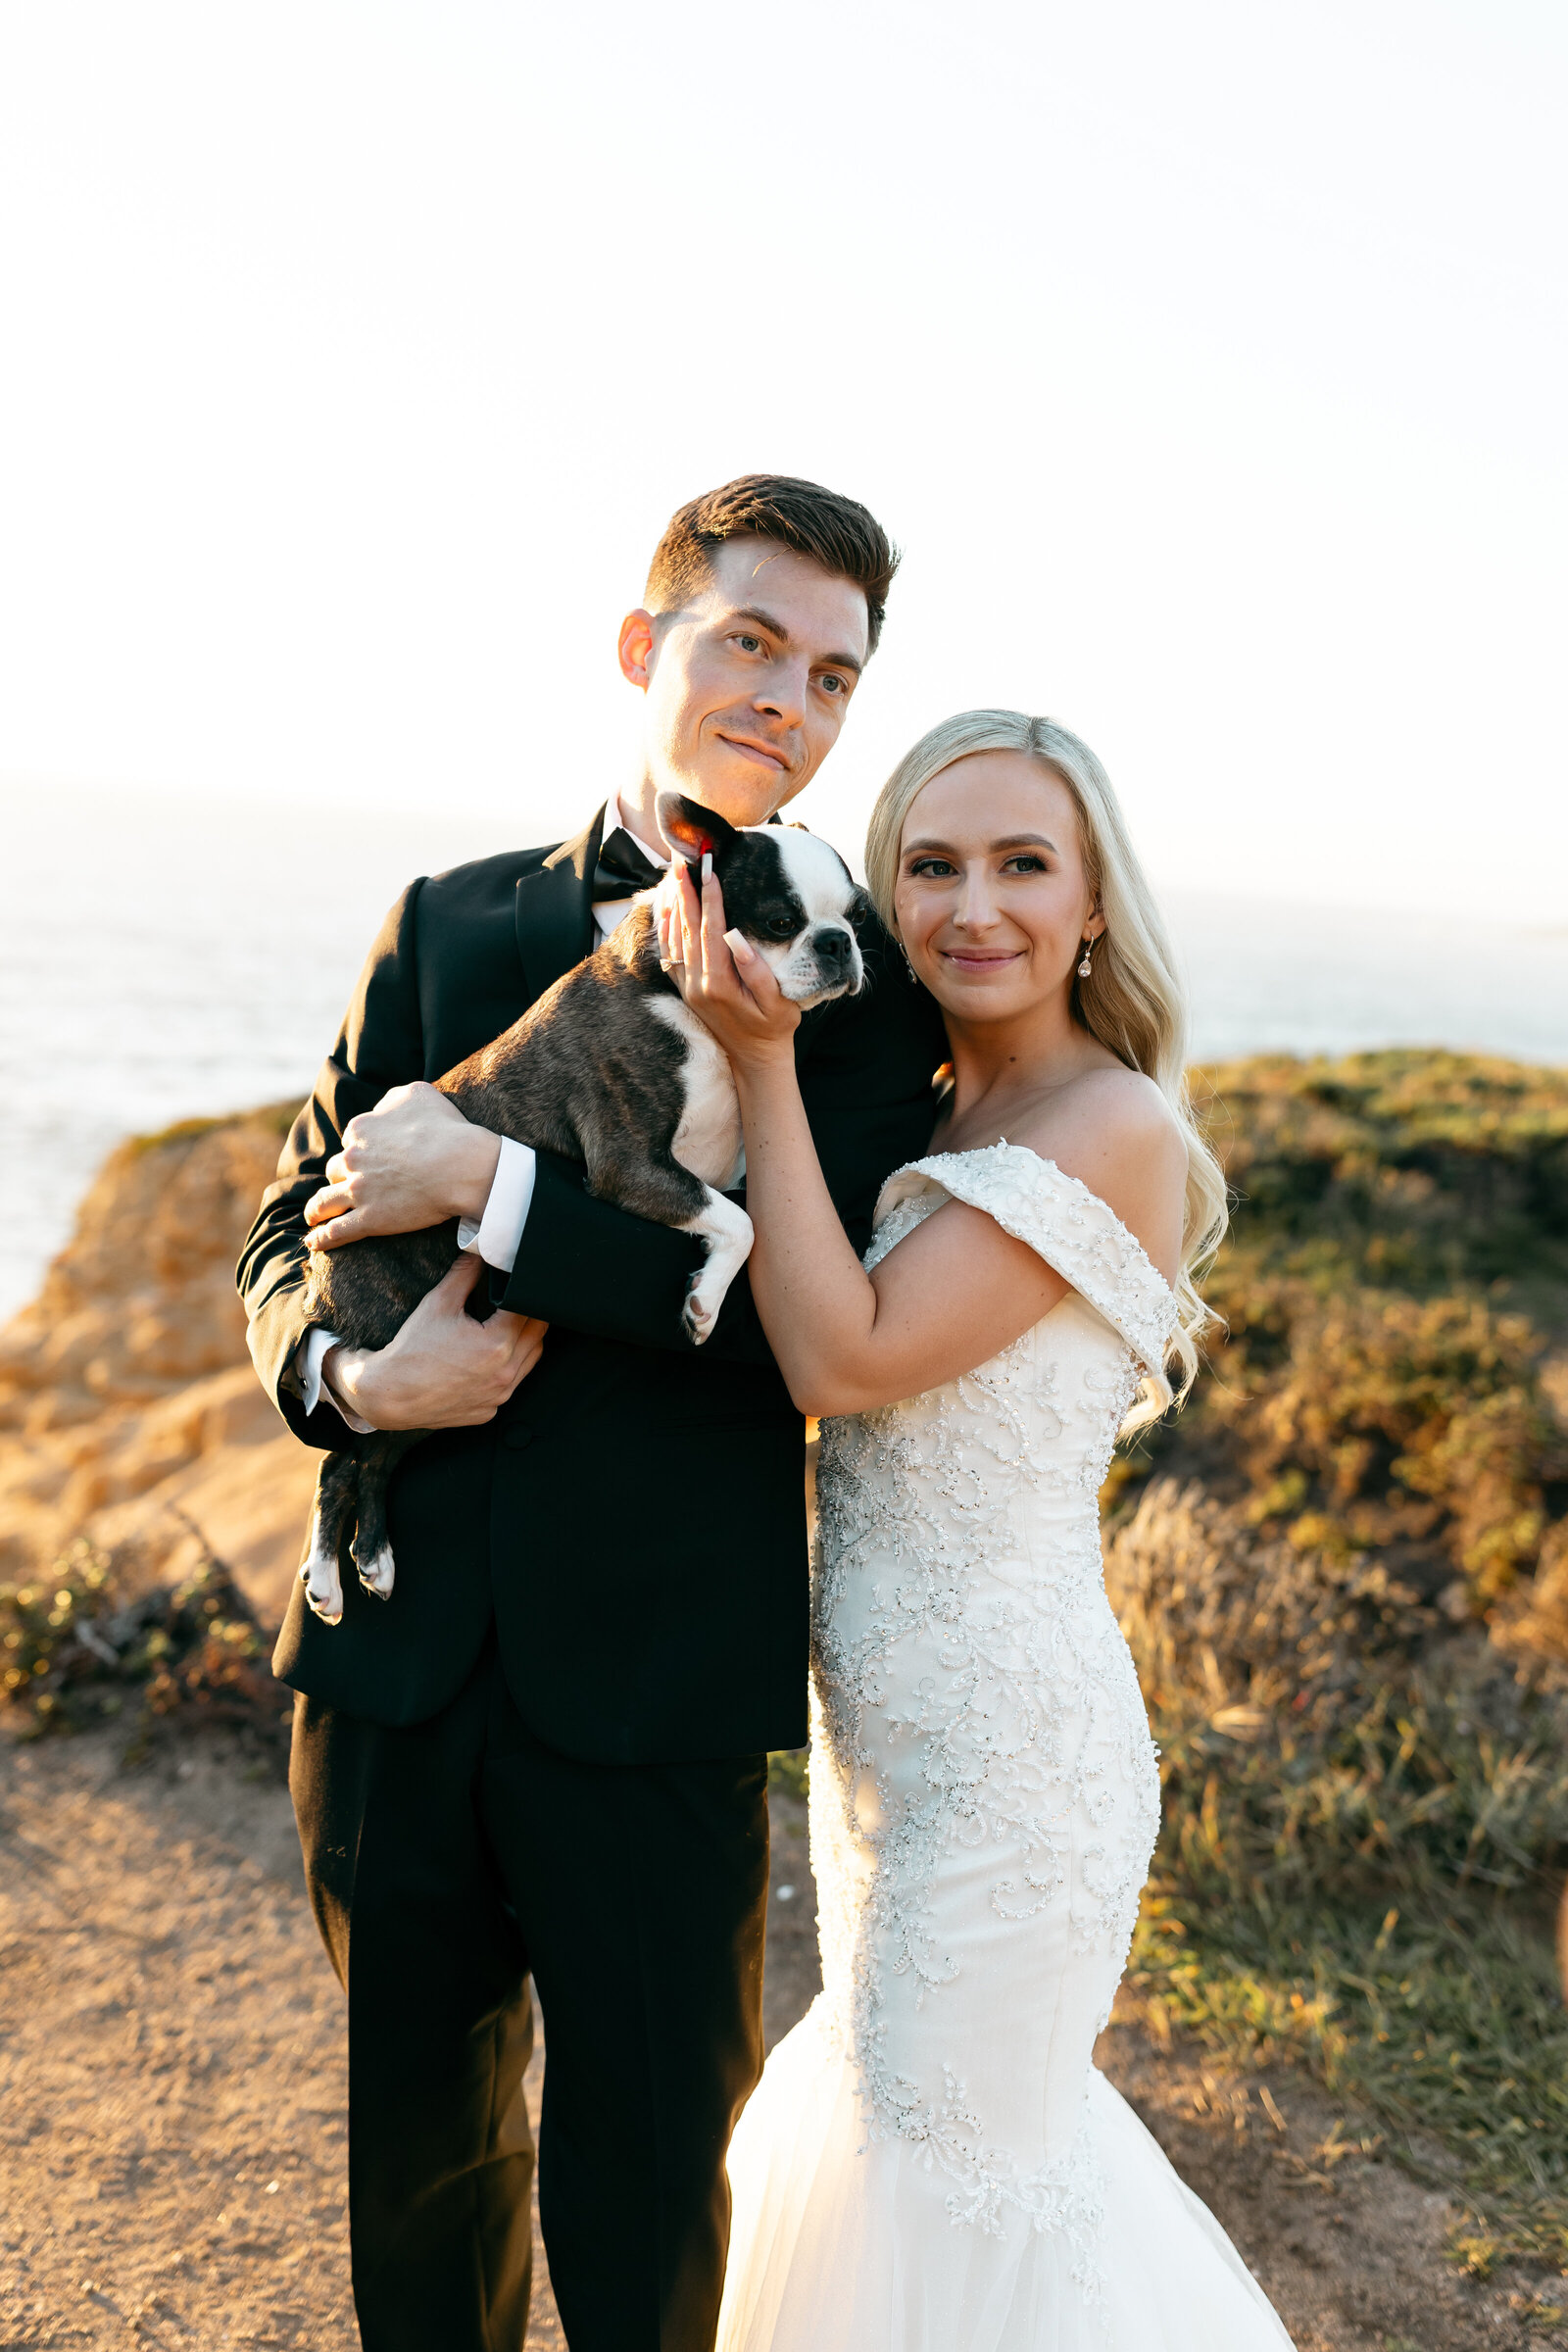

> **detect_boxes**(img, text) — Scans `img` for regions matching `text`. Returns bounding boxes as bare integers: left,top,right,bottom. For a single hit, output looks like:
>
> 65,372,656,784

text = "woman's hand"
656,862,802,1069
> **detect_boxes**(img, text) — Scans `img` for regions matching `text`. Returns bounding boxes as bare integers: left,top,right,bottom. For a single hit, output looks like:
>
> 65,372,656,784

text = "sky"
1,0,1564,921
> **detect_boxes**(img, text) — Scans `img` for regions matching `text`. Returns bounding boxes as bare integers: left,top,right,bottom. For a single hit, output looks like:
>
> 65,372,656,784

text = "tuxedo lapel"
514,807,605,1005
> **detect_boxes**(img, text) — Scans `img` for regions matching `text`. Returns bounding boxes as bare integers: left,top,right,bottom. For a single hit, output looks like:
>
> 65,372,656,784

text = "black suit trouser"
289,1643,769,2352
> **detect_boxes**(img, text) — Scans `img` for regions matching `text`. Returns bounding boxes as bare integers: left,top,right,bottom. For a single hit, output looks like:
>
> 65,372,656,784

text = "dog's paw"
353,1542,396,1601
682,1276,716,1346
300,1553,344,1627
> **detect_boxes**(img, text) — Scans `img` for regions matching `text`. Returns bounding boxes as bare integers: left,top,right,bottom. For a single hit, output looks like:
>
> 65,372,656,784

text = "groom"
238,474,946,2352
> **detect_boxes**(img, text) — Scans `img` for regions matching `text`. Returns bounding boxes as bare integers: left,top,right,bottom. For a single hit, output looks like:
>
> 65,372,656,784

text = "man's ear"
618,610,656,690
655,792,741,863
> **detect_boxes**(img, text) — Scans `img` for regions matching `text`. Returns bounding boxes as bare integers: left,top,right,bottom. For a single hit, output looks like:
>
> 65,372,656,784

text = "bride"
662,710,1294,2351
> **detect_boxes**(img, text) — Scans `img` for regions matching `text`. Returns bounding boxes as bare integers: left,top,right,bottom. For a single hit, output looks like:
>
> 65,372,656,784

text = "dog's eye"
766,916,797,940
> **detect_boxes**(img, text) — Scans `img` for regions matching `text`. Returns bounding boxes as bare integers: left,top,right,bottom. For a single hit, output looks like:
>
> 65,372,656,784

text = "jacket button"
503,1424,533,1452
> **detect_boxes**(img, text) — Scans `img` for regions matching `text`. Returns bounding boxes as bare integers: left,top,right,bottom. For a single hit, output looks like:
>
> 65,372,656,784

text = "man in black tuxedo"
238,475,945,2351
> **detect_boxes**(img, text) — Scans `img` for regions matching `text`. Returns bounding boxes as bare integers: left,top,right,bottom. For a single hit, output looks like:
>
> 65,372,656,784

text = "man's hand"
305,1083,502,1251
324,1257,547,1429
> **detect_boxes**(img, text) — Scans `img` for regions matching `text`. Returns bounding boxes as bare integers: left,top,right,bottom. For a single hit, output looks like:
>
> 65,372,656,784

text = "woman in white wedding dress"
662,710,1295,2351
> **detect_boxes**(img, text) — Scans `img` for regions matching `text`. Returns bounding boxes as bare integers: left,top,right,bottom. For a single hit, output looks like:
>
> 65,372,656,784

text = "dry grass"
1107,1480,1568,2267
1104,1052,1568,2274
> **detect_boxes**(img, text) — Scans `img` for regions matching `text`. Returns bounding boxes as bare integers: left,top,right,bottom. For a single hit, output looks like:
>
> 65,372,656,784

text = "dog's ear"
655,792,741,866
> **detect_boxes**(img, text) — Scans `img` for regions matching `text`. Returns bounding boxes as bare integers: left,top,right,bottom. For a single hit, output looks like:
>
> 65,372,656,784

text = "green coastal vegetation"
6,1051,1567,2274
1110,1051,1568,2274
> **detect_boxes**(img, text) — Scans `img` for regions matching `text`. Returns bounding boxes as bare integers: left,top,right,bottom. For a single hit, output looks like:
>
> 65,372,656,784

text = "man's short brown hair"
646,474,899,655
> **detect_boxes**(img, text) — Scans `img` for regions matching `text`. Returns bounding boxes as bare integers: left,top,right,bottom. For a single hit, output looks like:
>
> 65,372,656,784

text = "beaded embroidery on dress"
717,1144,1295,2351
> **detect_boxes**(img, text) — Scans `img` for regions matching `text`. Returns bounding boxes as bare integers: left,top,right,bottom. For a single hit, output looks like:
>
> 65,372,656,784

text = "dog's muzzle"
809,925,859,989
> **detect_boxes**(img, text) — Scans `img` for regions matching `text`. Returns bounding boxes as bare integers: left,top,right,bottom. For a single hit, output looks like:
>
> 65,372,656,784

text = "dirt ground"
2,1727,1564,2352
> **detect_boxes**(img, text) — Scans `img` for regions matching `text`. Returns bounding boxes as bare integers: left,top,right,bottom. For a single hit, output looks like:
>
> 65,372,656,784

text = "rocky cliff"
0,1107,315,1621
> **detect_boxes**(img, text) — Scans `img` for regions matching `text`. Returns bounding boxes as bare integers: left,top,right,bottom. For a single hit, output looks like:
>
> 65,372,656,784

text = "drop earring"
1077,935,1096,980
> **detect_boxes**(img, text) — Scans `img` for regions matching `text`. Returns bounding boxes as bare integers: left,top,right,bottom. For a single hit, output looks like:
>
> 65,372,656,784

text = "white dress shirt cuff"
298,1326,378,1436
456,1135,537,1275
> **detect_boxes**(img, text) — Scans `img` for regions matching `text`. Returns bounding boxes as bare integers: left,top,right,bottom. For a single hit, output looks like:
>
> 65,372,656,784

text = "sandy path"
0,1728,565,2352
2,1729,1561,2351
1,1731,352,2347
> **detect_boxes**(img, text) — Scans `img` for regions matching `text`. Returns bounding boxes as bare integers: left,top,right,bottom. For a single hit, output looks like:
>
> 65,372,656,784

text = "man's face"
619,537,870,831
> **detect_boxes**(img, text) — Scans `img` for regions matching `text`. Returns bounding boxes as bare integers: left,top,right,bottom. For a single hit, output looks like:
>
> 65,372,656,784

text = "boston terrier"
296,791,866,1624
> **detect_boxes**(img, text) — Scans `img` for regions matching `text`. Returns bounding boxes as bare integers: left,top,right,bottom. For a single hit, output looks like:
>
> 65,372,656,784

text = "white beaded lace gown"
716,1145,1294,2351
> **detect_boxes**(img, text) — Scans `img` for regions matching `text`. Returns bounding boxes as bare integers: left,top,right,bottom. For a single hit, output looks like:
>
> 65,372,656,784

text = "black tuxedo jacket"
239,807,946,1763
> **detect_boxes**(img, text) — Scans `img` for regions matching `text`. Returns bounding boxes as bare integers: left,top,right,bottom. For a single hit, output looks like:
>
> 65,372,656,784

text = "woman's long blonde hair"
864,709,1227,1431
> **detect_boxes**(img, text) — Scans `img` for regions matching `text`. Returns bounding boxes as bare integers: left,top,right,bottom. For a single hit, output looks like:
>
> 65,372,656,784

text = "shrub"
1105,1054,1568,2266
1122,1053,1568,1625
0,1535,291,1767
1108,1476,1568,2263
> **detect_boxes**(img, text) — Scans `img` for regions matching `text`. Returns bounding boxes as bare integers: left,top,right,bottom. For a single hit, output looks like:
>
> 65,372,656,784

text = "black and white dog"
297,792,865,1623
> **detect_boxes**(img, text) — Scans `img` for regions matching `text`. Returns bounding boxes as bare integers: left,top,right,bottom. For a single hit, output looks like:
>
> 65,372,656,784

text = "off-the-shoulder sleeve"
872,1142,1177,1375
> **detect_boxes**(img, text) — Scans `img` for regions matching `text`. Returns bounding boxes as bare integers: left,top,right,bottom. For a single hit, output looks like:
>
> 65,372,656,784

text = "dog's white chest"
649,997,747,1185
650,998,745,1189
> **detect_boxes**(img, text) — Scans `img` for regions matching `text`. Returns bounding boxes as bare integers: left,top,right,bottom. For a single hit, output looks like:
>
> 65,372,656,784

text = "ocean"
4,783,1565,1324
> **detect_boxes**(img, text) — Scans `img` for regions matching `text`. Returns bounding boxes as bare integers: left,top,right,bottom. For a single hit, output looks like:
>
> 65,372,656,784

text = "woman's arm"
661,870,1061,1415
727,1047,1068,1412
664,868,1186,1417
492,912,944,1362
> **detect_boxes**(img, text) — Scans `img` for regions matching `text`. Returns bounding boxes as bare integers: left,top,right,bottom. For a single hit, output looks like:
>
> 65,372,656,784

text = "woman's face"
893,751,1101,1026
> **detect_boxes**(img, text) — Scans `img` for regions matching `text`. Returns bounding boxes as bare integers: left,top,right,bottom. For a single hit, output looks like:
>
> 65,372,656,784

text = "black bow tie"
594,825,667,898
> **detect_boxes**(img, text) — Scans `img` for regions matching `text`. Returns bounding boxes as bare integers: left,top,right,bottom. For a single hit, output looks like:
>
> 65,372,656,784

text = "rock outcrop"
0,1108,315,1622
